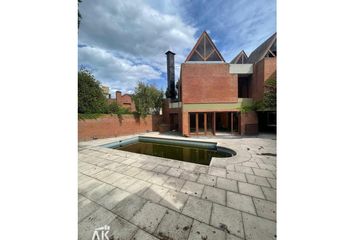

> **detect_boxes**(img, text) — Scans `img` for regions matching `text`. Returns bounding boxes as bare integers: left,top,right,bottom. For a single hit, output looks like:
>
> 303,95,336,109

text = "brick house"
162,31,276,136
108,91,136,112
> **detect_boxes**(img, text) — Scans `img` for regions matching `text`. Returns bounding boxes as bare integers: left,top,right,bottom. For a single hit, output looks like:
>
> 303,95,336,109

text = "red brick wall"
250,58,276,101
240,111,258,135
181,63,237,103
78,114,162,141
182,111,189,136
115,91,136,112
162,99,182,132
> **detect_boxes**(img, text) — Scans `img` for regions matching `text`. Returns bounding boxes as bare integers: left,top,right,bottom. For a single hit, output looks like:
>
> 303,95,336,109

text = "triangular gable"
247,32,276,63
185,31,225,62
230,50,248,64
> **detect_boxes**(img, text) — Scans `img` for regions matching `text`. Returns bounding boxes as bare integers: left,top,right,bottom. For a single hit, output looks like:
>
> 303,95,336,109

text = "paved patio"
78,132,276,240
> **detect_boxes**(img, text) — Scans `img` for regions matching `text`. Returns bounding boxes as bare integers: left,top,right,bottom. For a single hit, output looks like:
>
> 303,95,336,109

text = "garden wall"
78,114,162,141
240,111,259,135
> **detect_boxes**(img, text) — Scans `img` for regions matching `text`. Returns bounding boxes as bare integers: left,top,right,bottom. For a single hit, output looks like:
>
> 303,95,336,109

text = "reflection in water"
115,141,231,165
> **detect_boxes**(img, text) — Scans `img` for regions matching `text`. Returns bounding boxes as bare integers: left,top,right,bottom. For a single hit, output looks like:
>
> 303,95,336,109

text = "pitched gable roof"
185,31,225,62
247,32,277,64
230,50,248,64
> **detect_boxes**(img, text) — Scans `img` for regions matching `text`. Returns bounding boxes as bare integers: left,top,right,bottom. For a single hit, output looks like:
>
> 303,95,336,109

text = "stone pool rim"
80,133,252,168
97,135,249,167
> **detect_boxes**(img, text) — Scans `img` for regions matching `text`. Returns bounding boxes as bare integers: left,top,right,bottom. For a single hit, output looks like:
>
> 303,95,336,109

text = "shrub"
78,69,107,113
132,82,163,117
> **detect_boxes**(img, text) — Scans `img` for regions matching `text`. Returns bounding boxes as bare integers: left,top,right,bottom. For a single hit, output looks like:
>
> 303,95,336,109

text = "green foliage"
263,74,277,110
78,113,103,120
106,102,131,116
240,103,254,113
132,82,163,117
78,69,107,114
118,107,131,115
240,100,264,113
107,102,120,114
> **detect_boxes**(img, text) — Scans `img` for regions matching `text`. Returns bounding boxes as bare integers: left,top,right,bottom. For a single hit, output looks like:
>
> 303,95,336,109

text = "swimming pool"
102,136,236,165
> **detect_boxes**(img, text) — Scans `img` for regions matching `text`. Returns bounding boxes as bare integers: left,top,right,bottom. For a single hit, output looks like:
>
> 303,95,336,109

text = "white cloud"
79,0,197,78
79,46,160,93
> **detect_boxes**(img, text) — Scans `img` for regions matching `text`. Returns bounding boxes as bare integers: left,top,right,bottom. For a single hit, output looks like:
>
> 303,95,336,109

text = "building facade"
108,91,136,112
163,31,276,136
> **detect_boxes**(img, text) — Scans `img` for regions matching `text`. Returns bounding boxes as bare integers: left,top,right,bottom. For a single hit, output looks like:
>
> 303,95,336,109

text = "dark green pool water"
115,141,232,165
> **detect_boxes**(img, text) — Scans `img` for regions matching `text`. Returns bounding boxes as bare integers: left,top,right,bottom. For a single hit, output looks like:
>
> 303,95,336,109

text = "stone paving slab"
132,229,159,240
78,173,93,185
78,207,117,240
92,169,114,180
78,178,103,195
226,171,246,182
153,165,170,173
84,183,115,202
78,133,276,240
208,167,227,178
252,168,275,178
141,184,170,203
238,182,265,199
267,178,277,189
181,181,205,197
258,163,276,171
154,209,193,240
148,173,169,185
135,169,155,181
131,201,168,234
101,172,125,184
182,196,212,224
126,179,151,195
180,171,199,181
226,233,244,240
197,173,217,186
112,175,137,190
262,186,276,202
108,216,138,240
226,191,256,215
97,187,130,210
216,177,238,192
78,195,100,222
253,198,277,221
125,166,143,176
159,189,189,212
194,165,208,174
246,174,271,187
242,212,276,240
188,220,225,240
234,165,254,174
111,194,147,220
202,186,226,205
163,176,186,191
210,203,244,238
166,167,183,177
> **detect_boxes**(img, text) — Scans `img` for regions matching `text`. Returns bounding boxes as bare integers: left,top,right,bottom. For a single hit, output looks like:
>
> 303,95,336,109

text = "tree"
78,69,107,113
132,82,163,117
240,71,276,113
263,72,276,110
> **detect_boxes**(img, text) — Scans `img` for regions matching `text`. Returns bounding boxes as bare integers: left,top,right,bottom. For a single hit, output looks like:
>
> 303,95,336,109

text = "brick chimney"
116,91,122,105
165,50,177,100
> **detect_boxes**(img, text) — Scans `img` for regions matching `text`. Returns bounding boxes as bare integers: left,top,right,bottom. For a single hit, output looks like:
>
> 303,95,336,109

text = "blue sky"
78,0,276,96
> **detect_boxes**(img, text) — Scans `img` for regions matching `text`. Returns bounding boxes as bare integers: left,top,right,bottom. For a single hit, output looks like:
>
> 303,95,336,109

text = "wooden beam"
196,113,199,135
204,112,207,135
